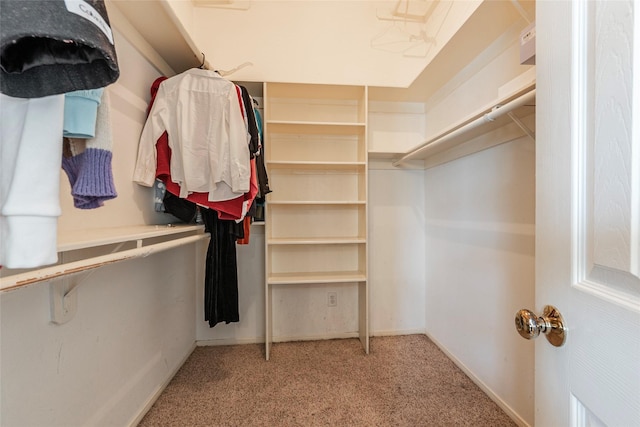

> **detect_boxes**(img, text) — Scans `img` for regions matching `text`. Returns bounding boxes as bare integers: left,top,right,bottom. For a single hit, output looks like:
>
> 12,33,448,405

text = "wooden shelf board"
267,161,366,170
268,237,366,245
266,120,365,128
107,0,201,75
57,224,205,252
367,151,404,159
267,271,367,285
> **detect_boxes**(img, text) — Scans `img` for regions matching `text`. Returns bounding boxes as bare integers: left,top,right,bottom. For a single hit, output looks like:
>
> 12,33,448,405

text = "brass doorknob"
515,305,567,347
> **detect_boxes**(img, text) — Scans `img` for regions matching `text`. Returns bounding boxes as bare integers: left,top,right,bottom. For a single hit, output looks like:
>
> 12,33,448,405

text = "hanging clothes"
154,132,247,220
202,209,242,327
0,0,119,269
141,76,256,222
252,100,269,222
134,68,250,202
238,85,260,157
63,88,104,138
136,72,257,327
253,103,271,198
61,90,117,209
0,94,64,269
0,0,119,98
235,85,270,244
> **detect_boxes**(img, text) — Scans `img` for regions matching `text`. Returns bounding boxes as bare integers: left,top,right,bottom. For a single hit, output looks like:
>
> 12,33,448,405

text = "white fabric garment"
1,94,64,268
133,68,250,202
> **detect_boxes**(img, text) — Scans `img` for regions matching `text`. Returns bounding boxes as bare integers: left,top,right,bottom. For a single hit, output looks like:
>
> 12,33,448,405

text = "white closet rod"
0,234,209,292
392,88,536,167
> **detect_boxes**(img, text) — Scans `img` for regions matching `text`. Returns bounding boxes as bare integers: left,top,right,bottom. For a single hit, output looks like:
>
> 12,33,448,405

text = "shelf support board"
507,111,536,141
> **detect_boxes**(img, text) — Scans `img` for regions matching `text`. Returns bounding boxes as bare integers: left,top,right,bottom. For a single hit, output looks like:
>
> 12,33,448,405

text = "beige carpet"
139,335,517,426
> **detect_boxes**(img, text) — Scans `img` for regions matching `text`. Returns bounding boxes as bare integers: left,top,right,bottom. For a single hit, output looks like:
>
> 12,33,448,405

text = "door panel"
575,0,640,303
536,1,640,426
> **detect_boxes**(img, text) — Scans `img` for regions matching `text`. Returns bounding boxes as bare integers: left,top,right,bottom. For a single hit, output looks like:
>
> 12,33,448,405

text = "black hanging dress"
201,208,242,327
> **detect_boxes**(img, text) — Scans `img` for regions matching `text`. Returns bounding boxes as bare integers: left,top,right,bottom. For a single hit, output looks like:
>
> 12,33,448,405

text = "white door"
535,0,640,426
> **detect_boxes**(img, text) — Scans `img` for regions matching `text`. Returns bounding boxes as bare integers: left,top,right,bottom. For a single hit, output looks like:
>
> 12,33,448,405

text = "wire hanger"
196,52,252,77
199,52,208,69
216,62,253,77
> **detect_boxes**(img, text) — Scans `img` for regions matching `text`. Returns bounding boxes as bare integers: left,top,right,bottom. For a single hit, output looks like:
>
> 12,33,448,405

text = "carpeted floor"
139,335,517,426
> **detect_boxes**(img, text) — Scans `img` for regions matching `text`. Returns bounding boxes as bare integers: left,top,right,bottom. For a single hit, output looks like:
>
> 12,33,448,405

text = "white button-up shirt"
134,68,250,202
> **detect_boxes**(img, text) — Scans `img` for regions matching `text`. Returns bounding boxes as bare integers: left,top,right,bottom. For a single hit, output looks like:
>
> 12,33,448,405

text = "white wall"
420,22,536,425
58,26,172,232
368,101,427,155
0,250,198,426
422,23,534,136
423,139,535,425
0,30,199,426
368,167,426,335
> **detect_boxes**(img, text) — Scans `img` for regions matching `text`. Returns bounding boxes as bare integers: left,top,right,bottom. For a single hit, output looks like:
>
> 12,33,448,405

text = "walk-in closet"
1,1,638,426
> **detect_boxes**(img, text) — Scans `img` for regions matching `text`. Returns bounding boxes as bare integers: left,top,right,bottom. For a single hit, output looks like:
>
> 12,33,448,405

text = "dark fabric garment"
252,106,271,198
238,86,270,197
238,85,259,157
247,198,257,218
253,198,265,222
202,208,242,327
162,191,198,223
0,0,119,98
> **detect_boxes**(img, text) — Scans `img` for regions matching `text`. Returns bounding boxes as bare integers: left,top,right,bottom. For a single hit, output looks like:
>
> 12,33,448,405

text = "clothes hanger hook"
200,52,206,69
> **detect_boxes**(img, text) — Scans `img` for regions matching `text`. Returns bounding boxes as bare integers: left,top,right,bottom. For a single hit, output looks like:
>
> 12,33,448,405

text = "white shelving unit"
264,83,369,360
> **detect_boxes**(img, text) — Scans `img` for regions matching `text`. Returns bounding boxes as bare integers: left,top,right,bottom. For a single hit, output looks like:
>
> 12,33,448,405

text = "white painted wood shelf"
264,82,369,359
267,120,366,127
58,224,205,251
0,225,207,292
267,271,367,285
268,237,366,245
267,161,366,169
106,0,202,75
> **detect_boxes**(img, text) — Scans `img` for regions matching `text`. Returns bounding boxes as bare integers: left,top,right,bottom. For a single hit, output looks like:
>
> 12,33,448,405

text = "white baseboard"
197,337,264,347
196,329,427,347
273,332,360,343
423,331,531,427
371,328,427,337
128,343,197,427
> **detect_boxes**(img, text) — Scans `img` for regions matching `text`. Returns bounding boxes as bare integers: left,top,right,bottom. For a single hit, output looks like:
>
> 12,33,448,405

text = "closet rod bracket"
507,111,536,141
50,278,78,325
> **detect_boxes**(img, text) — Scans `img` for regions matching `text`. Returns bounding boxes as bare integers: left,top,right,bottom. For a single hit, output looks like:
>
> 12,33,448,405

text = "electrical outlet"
327,292,337,307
